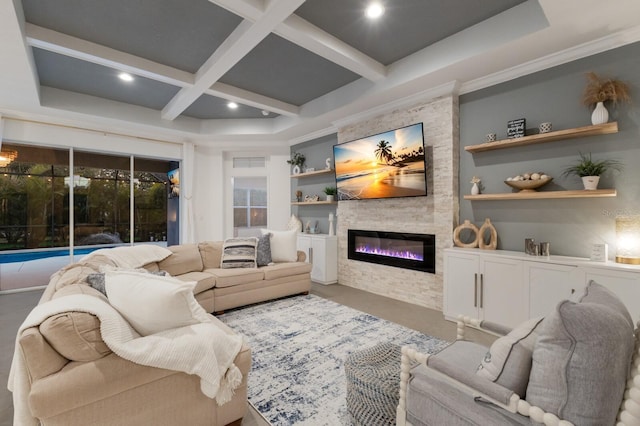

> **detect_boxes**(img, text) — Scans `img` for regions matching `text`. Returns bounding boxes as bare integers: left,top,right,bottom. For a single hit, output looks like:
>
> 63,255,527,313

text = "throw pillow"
476,317,544,397
105,270,211,336
578,280,634,329
256,233,273,267
87,270,167,296
261,229,297,262
526,300,634,426
220,237,258,269
86,273,107,296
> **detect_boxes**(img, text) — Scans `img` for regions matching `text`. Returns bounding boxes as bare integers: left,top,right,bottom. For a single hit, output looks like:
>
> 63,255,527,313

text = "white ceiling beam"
210,0,386,81
25,23,299,117
207,82,298,116
162,0,306,120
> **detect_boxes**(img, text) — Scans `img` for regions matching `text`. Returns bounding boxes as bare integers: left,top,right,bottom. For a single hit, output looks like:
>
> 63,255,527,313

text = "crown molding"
330,80,461,130
287,125,337,146
460,25,640,95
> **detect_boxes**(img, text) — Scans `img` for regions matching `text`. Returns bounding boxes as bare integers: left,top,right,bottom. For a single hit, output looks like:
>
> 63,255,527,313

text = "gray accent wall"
459,41,640,259
290,134,338,234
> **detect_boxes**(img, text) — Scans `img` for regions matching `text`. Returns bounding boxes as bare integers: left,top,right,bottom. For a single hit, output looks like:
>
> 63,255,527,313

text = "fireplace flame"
355,245,423,261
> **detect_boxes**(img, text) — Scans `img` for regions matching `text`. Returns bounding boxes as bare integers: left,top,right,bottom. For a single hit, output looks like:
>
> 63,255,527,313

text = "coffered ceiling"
1,0,640,145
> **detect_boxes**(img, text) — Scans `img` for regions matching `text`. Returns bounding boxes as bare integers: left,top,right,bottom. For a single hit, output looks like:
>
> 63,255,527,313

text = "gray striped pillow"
220,237,258,269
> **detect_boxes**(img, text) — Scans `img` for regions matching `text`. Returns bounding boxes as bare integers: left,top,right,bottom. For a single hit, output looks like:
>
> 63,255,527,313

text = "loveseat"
397,280,639,426
9,244,256,426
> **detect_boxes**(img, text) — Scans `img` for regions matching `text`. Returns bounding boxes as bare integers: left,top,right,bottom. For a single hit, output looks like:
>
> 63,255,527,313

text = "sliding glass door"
0,143,176,291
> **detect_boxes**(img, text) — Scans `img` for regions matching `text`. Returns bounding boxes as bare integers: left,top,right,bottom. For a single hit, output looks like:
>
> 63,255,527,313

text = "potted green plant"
323,186,337,202
287,152,306,174
562,152,623,190
582,72,631,125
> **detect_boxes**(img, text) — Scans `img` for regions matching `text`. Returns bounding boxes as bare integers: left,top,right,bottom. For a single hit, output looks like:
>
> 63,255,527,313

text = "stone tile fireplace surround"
336,95,459,311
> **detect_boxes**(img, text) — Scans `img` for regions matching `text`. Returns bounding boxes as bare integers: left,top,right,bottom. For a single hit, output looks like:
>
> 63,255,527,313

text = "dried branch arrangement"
581,72,631,107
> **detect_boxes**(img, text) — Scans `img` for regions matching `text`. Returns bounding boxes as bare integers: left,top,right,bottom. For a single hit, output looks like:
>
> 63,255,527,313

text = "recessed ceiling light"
365,2,384,19
118,72,134,82
261,110,269,116
227,102,238,109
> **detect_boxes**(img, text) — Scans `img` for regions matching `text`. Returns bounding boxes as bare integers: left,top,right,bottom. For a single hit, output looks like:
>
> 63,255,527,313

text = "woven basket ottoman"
345,342,402,425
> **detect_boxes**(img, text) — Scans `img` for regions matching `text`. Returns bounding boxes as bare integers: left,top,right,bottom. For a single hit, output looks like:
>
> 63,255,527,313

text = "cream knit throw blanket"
8,294,243,426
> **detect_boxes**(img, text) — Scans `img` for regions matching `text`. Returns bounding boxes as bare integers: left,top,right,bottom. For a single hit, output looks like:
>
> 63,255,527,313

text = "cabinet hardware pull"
474,273,478,307
571,288,575,294
310,247,313,264
480,274,484,308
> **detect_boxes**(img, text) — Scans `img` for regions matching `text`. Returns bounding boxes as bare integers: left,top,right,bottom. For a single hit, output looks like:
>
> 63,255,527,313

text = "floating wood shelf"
465,122,618,153
291,201,338,205
464,189,617,201
290,169,334,178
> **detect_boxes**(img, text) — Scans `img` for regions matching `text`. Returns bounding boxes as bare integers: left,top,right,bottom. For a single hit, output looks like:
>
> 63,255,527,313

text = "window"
233,177,267,237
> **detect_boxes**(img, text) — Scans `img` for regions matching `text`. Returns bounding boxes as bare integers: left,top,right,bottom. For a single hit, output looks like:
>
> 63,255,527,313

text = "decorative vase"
591,101,609,125
453,220,479,248
471,182,480,195
292,165,301,175
287,214,302,232
478,218,498,250
328,212,335,236
582,176,600,190
326,195,335,202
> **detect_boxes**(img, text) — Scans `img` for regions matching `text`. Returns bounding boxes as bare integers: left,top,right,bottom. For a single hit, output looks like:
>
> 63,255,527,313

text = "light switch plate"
591,243,608,262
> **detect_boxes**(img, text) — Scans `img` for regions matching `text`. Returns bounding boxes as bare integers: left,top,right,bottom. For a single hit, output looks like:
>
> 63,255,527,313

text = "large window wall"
0,142,176,291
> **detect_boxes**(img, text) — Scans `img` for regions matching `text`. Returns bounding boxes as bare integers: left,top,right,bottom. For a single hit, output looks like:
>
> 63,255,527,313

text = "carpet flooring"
218,294,448,425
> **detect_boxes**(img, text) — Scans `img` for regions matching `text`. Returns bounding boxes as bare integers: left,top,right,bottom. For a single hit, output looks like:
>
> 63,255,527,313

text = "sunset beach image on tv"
333,123,427,201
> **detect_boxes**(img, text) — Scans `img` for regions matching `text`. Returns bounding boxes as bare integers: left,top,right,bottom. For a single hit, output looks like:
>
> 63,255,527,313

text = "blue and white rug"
218,294,448,425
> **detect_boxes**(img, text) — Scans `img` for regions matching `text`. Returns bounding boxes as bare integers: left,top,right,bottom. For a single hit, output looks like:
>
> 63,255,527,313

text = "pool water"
0,247,102,264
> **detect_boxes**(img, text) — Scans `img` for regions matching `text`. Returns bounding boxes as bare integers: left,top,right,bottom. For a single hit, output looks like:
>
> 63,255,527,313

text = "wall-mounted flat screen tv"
333,123,427,201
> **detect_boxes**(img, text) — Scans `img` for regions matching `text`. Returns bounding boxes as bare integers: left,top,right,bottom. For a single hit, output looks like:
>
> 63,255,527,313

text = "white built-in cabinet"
444,248,640,326
296,234,338,285
444,250,526,328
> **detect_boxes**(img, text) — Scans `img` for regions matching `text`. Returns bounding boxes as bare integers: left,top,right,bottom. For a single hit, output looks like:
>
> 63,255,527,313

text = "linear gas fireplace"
348,229,435,273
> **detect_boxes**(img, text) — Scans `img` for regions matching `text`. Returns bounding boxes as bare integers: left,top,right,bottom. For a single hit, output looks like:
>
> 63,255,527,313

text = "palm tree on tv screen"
374,140,393,165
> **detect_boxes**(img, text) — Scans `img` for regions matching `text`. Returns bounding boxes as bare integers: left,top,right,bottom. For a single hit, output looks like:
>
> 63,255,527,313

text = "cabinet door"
311,236,337,284
444,252,480,321
296,236,311,263
480,257,527,328
526,262,581,319
582,268,640,323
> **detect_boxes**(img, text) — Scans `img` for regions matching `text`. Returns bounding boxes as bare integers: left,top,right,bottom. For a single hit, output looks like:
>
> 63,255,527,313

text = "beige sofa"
156,241,312,314
13,241,310,425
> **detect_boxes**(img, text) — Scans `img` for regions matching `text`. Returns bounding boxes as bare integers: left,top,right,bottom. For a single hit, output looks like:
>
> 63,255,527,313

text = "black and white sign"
507,118,526,138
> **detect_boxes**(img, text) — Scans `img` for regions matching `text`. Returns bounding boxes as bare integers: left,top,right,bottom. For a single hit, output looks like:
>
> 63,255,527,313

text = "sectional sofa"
157,240,312,314
9,238,312,425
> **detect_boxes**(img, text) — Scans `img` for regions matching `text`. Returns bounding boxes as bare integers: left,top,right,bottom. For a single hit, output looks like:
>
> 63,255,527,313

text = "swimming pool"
0,247,104,264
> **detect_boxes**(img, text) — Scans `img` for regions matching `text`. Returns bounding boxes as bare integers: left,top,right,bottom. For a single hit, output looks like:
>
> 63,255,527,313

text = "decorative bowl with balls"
505,172,553,192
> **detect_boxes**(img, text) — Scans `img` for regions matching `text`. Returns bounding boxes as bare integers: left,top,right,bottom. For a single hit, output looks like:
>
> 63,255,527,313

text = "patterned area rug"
218,294,448,425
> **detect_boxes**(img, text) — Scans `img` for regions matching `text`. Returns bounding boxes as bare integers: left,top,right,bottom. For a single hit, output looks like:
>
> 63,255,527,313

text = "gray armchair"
397,281,640,426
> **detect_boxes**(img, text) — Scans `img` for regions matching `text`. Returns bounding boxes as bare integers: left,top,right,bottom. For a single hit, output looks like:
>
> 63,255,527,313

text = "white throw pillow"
261,229,298,262
105,270,210,336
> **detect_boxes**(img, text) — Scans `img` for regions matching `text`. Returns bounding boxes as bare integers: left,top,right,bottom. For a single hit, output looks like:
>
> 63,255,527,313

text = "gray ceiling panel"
22,0,242,73
32,48,181,110
295,0,528,65
183,94,278,120
220,34,361,106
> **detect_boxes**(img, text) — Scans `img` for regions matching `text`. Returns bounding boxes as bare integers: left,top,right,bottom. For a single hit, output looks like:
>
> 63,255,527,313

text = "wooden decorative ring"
453,220,479,248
